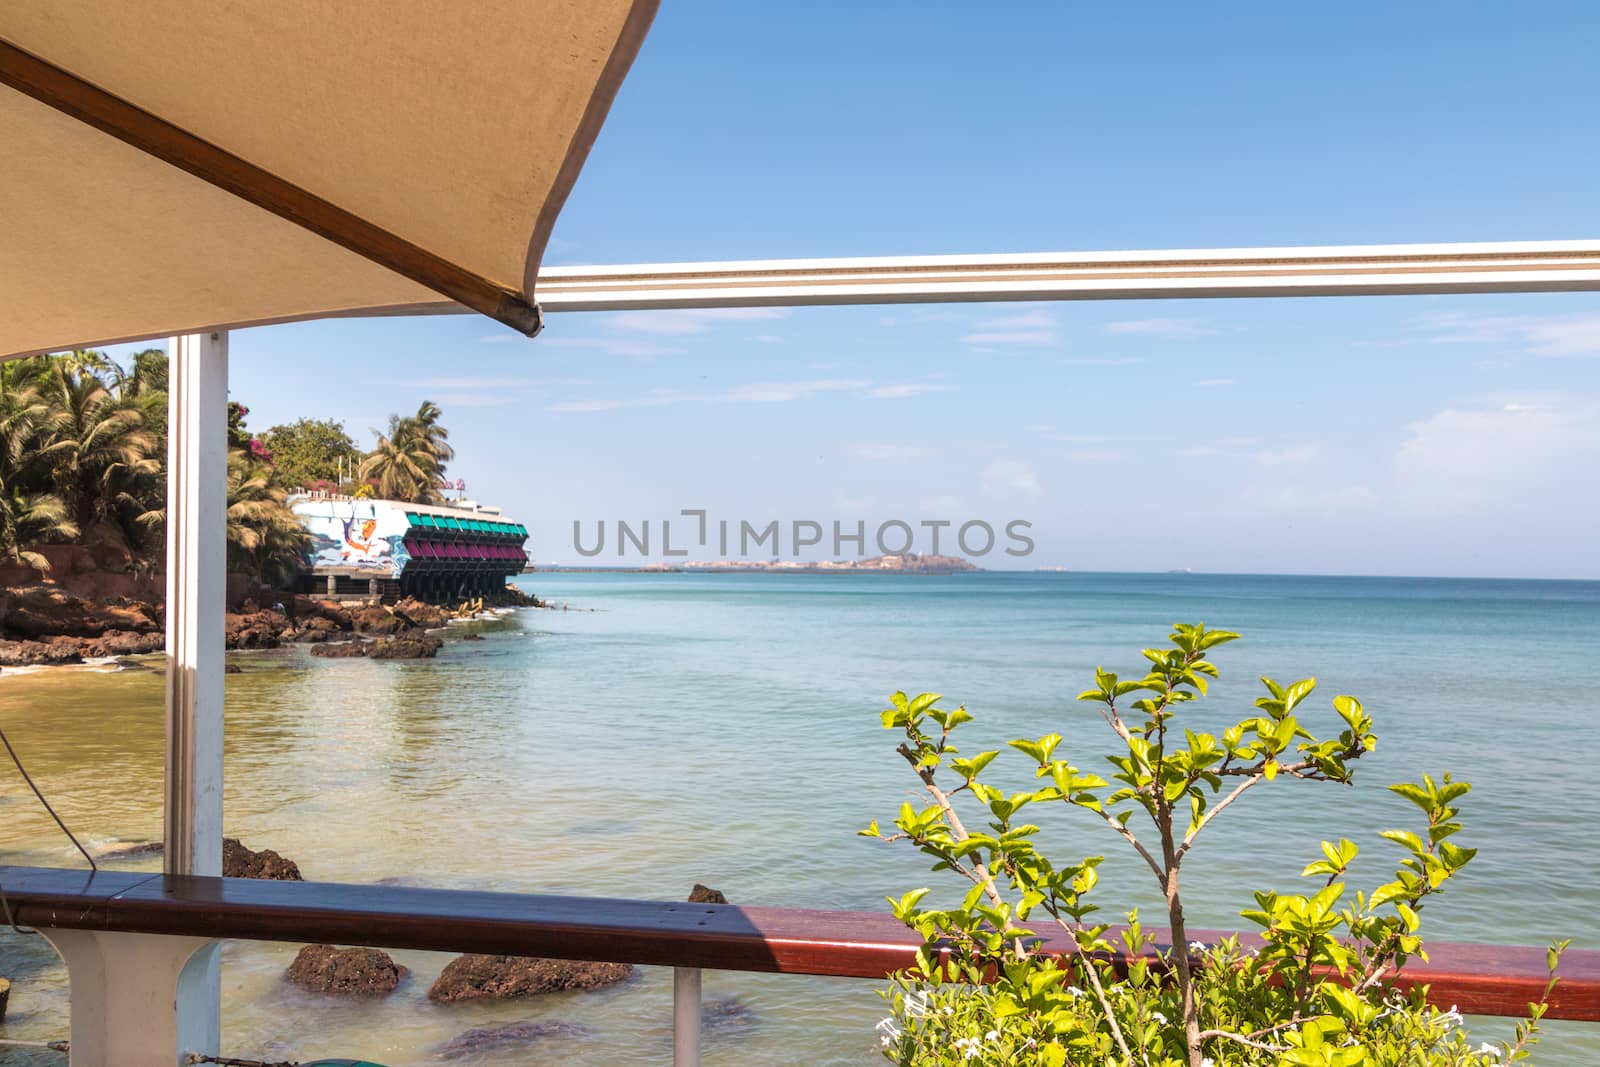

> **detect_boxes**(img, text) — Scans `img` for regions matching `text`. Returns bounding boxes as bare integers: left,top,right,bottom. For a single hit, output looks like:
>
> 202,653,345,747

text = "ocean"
1,571,1597,1064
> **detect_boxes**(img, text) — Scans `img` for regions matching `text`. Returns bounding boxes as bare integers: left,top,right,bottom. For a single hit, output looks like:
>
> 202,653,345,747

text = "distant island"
540,553,980,575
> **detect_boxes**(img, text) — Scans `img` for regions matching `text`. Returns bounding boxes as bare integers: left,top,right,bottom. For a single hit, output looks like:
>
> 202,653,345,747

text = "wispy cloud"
608,308,792,335
430,392,524,409
962,310,1060,347
1254,443,1328,467
852,444,933,462
1414,312,1600,356
981,459,1043,498
878,308,961,327
403,376,592,389
1060,356,1146,366
539,336,688,358
548,378,950,413
868,383,952,399
1193,378,1234,387
722,379,870,403
547,389,689,413
1104,318,1219,339
550,379,915,412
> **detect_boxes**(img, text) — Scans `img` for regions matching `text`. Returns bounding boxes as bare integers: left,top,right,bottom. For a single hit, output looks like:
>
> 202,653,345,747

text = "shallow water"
1,572,1597,1064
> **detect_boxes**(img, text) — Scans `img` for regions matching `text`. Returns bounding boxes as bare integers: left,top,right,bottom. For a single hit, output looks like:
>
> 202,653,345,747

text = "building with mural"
290,493,529,603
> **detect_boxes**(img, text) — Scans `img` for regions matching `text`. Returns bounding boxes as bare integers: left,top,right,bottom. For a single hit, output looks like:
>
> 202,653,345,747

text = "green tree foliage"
358,400,455,503
0,349,307,585
866,625,1566,1066
259,417,362,490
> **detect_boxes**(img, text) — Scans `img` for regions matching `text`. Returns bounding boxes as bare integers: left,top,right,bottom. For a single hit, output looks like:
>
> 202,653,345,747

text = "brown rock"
286,945,406,995
224,610,288,650
436,1021,586,1060
368,634,443,659
427,955,633,1002
1,586,158,638
392,597,449,629
89,630,165,656
0,640,83,667
460,633,484,641
223,837,303,880
309,640,370,658
349,606,406,635
688,884,728,905
287,616,340,642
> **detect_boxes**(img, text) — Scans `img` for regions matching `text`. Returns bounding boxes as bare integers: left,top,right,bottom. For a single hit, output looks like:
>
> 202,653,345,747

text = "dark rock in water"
86,629,165,656
392,597,450,630
427,955,633,1002
435,1021,587,1060
349,605,406,635
703,996,758,1029
309,640,369,658
223,837,303,880
225,664,243,674
287,615,341,642
0,639,83,667
99,840,164,860
689,884,728,904
224,609,288,650
368,634,443,659
460,632,484,641
286,944,406,995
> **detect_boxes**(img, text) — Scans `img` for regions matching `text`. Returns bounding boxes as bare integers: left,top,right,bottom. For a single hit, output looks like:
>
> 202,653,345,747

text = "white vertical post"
673,967,701,1067
162,330,227,1059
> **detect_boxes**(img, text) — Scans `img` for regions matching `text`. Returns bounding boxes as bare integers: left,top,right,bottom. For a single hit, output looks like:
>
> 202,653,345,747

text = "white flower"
1065,986,1085,998
1150,1011,1168,1025
875,1017,902,1039
1440,1004,1463,1028
985,1030,999,1042
1478,1043,1503,1061
1201,1059,1216,1067
1188,940,1208,953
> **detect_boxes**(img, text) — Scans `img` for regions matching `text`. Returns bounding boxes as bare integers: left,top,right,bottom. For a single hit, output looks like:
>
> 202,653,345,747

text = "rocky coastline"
0,583,545,669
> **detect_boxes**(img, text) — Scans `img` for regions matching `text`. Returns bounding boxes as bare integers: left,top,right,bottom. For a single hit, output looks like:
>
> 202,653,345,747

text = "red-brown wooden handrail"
2,865,1594,1022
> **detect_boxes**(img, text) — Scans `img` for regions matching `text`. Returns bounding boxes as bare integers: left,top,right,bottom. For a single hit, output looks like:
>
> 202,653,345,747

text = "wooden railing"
4,864,1596,1063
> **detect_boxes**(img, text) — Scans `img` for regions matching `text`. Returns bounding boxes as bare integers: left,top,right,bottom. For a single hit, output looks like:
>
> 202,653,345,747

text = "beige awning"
0,1,656,360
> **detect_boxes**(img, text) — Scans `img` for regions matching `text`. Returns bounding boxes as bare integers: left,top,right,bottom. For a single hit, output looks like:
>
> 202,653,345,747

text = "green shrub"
865,624,1565,1066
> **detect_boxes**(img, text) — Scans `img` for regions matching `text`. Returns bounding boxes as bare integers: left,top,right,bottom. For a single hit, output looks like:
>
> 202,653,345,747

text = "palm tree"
39,359,160,536
358,401,454,503
139,449,309,585
0,491,79,572
224,450,309,585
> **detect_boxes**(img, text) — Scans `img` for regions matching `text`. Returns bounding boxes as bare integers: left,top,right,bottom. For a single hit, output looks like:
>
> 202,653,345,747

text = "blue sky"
109,3,1600,577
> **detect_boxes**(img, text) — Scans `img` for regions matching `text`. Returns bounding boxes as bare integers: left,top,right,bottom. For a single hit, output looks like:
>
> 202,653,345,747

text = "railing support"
673,966,701,1067
39,930,218,1067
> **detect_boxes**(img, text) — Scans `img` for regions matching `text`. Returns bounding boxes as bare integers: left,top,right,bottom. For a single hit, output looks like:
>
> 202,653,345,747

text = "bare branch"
1176,772,1263,860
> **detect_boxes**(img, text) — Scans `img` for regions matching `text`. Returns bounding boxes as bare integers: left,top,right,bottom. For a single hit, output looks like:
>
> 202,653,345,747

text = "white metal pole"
673,967,701,1067
163,329,227,1057
532,240,1600,311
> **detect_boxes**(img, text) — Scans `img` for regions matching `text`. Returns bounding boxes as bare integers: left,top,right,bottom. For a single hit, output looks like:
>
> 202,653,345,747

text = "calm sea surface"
2,571,1597,1064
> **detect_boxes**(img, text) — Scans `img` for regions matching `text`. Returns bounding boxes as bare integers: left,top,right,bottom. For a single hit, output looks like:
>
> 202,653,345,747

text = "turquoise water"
1,570,1597,1063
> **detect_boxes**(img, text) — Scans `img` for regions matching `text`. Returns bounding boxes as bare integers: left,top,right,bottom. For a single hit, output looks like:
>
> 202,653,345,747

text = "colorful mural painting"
293,498,411,577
